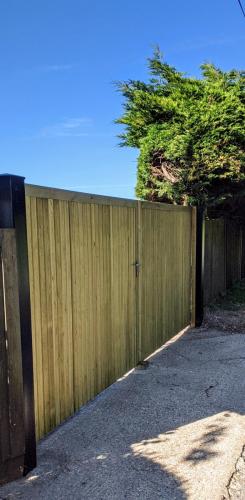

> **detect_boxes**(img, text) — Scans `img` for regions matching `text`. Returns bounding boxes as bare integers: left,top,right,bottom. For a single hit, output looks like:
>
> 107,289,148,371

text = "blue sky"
0,0,244,198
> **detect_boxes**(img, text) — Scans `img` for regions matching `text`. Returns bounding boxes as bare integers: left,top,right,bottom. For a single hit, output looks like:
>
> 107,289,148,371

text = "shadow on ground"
1,324,245,500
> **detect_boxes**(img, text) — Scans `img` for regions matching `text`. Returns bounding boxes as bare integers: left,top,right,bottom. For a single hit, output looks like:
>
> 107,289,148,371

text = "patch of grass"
209,280,245,311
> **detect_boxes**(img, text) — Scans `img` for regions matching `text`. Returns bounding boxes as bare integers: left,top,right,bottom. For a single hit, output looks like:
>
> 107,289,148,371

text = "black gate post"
195,206,205,327
0,174,36,474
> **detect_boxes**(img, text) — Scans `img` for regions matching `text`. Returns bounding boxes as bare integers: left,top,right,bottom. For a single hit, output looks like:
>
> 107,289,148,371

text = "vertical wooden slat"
135,201,144,362
190,208,197,326
0,229,25,483
0,247,10,467
25,197,39,440
43,199,56,432
2,231,25,456
242,227,245,279
226,220,243,287
70,202,81,410
37,199,49,434
48,199,60,427
26,197,44,439
55,200,74,421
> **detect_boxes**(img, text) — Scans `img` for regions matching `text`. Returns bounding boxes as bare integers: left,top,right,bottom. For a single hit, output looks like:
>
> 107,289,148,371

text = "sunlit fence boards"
25,184,194,440
140,203,193,359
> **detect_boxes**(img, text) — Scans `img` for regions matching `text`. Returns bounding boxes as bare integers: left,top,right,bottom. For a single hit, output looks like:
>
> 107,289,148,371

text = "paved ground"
1,325,245,500
226,445,245,499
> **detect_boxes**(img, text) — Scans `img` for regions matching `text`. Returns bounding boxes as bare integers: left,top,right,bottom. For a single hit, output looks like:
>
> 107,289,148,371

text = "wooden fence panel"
69,202,137,412
242,228,245,280
226,221,242,288
26,197,74,439
140,205,193,359
204,219,226,305
26,190,137,439
25,185,193,440
0,230,25,484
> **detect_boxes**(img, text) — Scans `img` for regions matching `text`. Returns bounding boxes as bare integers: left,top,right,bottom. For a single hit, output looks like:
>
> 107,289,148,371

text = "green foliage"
116,51,245,206
210,280,245,311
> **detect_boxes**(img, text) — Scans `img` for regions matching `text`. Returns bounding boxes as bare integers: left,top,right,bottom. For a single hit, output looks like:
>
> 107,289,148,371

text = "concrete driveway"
1,326,245,500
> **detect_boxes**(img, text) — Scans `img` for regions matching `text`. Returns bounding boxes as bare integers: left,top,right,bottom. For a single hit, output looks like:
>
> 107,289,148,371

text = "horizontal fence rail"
25,184,195,440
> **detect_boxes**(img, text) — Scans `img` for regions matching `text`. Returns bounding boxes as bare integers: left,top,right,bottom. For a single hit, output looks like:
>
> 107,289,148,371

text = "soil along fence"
24,184,195,440
204,218,244,305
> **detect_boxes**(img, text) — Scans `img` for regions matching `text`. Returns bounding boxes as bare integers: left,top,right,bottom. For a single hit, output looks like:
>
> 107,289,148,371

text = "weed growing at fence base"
211,280,245,311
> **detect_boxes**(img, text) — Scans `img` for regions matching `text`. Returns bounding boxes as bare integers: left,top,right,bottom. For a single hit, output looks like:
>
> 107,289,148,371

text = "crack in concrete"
223,445,245,499
205,382,219,397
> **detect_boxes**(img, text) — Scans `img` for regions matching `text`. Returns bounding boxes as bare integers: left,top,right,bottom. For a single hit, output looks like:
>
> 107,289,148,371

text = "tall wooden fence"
24,184,195,440
2,175,245,485
204,218,244,304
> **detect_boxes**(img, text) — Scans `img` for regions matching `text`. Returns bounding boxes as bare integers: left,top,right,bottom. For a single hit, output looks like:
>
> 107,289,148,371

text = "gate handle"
134,261,141,277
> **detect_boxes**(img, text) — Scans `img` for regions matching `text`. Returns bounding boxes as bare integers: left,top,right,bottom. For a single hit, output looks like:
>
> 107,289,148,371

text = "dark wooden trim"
0,174,36,475
195,206,205,327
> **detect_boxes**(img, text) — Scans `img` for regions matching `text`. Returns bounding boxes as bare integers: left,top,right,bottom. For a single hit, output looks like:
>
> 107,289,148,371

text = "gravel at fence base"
203,280,245,333
203,306,245,333
1,324,245,500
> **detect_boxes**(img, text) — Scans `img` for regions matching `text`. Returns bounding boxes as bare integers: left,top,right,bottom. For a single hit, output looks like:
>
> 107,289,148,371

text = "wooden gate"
25,184,195,441
140,203,193,359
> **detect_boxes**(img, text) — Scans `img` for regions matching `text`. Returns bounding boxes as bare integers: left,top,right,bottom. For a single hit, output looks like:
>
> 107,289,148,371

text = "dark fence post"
195,206,205,327
0,174,36,475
